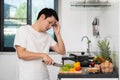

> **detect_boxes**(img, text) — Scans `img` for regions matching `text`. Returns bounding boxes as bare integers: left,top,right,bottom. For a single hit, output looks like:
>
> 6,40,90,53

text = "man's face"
41,15,57,32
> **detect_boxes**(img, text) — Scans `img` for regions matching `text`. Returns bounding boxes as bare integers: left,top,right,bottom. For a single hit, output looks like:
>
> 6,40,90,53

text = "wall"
59,0,119,67
86,0,119,66
59,0,119,51
59,0,88,51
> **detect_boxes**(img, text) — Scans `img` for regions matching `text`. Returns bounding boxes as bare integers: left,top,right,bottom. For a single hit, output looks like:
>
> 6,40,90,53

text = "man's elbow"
18,54,25,60
58,50,66,55
17,53,28,60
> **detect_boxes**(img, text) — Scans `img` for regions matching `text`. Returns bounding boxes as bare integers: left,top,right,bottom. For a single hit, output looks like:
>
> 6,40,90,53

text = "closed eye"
52,22,56,27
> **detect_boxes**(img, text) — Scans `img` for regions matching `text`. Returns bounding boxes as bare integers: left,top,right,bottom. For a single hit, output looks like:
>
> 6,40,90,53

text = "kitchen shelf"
70,1,111,7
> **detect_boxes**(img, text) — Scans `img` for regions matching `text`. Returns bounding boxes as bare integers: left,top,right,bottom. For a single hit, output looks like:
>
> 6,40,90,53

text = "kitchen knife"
53,62,63,67
42,60,63,67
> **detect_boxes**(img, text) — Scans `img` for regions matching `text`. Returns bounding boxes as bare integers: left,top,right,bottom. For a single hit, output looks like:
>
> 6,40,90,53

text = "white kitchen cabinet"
48,53,62,80
61,78,118,80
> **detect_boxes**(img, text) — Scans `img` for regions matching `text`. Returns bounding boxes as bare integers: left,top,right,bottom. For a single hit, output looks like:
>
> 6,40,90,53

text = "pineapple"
97,39,112,62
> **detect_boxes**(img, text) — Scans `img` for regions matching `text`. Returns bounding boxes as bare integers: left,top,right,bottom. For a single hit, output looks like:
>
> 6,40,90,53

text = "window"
0,0,58,52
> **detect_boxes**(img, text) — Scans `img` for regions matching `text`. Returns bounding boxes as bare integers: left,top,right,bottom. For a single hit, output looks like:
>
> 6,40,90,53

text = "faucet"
81,36,91,56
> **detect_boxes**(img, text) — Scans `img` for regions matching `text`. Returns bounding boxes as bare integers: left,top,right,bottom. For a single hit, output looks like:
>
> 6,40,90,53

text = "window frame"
0,0,58,52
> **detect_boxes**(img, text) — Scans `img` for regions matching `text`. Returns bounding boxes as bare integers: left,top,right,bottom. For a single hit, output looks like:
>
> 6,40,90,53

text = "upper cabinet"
70,0,111,7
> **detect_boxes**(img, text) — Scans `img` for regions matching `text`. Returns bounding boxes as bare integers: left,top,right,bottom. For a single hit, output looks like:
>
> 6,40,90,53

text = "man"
14,8,65,80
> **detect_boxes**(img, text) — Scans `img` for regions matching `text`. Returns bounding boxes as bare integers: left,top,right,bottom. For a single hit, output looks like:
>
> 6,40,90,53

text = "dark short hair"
37,8,59,21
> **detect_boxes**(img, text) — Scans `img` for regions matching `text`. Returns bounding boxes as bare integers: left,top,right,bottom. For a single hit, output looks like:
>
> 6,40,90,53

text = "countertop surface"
58,67,119,79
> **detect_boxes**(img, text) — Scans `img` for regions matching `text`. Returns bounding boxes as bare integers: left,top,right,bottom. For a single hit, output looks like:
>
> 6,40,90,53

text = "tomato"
98,57,104,63
75,67,82,71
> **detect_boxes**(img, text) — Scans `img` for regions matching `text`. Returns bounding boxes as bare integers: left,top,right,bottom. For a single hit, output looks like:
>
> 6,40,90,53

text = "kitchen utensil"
62,53,94,67
42,60,63,67
53,62,63,67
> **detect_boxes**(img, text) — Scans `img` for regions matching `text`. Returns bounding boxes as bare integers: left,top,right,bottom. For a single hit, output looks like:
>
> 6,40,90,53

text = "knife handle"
42,60,55,65
42,60,44,62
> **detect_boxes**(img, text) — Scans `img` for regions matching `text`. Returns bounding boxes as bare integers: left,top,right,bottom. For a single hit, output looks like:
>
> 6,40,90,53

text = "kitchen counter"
58,67,119,80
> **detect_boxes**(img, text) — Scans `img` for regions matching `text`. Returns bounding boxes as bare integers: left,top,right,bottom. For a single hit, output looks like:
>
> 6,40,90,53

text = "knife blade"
42,60,63,67
53,62,63,67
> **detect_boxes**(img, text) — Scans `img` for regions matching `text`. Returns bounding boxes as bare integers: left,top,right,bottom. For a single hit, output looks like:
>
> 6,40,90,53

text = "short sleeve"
13,27,27,49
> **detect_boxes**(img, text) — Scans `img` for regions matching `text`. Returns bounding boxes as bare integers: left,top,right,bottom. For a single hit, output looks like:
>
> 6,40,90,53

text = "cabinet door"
48,54,62,80
61,78,118,80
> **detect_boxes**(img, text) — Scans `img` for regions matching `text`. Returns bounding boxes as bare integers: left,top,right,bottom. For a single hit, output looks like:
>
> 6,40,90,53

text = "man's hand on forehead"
52,22,57,27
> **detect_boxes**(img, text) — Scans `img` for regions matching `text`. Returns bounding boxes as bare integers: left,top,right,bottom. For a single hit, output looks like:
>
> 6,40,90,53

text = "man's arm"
51,22,66,55
15,45,53,64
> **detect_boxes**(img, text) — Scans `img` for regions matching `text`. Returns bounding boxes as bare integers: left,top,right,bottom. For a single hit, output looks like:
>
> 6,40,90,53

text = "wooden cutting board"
59,70,82,74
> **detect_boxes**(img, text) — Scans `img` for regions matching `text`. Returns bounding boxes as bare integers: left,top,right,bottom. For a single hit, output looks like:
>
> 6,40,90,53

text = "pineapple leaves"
97,39,111,61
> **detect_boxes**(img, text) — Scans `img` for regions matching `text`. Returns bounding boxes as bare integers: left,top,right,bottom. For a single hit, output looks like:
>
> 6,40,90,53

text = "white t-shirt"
14,25,57,80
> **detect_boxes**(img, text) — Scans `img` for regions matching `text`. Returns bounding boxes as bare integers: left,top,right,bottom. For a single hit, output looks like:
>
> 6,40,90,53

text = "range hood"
70,0,111,7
